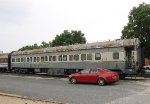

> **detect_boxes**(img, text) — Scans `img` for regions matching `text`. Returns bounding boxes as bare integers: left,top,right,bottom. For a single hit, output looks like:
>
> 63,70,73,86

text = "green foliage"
18,30,86,51
121,3,150,57
51,30,86,47
40,41,51,48
121,3,150,44
18,41,51,51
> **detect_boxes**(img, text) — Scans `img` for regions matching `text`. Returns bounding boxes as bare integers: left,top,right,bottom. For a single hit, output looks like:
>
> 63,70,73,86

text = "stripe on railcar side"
0,56,8,59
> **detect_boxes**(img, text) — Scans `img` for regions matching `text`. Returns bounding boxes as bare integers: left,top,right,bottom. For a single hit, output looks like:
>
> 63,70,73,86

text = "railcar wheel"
70,77,77,84
97,78,105,86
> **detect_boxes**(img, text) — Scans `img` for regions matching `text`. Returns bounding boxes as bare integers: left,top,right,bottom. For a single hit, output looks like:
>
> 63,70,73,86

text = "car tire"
97,78,105,86
70,77,77,84
120,74,126,80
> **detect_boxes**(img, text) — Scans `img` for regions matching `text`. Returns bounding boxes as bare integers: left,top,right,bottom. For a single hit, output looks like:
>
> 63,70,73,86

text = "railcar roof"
12,38,140,56
0,53,9,56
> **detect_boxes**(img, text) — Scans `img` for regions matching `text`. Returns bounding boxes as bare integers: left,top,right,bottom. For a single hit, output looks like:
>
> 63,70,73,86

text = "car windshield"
103,69,112,72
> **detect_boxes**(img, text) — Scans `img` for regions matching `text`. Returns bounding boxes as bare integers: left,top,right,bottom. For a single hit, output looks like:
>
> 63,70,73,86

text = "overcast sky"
0,0,150,53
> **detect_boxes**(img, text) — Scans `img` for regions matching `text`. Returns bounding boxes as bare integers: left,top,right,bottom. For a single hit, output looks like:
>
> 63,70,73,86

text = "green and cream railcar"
11,38,142,75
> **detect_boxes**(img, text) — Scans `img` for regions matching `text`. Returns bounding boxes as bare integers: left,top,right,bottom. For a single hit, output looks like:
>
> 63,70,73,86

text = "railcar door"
125,47,132,68
131,50,138,69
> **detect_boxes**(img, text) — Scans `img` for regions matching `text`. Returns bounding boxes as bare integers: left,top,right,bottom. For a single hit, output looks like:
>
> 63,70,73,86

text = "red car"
68,68,119,86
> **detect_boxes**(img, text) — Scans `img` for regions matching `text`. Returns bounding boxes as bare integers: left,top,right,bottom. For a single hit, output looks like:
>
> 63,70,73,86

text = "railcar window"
17,58,20,62
5,59,8,63
49,56,52,61
0,59,3,63
2,59,5,63
87,54,92,60
58,55,62,61
53,56,56,61
81,54,86,61
63,55,67,61
41,56,44,62
74,54,79,61
27,58,30,62
23,58,26,62
16,58,18,62
45,56,48,61
37,57,40,62
0,59,2,63
21,58,23,62
113,52,119,59
30,57,32,62
0,59,8,63
34,57,37,62
69,55,73,61
12,58,15,62
95,53,101,60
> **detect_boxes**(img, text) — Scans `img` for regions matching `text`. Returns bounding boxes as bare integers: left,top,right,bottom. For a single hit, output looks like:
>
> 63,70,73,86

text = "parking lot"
0,74,150,104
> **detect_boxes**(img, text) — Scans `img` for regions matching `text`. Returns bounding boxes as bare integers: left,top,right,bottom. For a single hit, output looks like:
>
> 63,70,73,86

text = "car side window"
80,69,90,74
90,69,100,74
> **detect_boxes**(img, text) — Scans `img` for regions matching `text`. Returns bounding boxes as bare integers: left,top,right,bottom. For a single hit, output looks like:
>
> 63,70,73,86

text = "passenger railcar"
10,38,143,77
0,53,10,72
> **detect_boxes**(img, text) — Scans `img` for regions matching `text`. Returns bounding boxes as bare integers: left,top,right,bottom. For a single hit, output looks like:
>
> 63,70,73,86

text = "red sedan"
68,68,119,86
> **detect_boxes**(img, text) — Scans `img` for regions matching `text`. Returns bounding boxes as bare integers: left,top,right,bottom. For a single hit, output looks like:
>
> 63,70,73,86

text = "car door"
78,69,90,82
87,69,100,83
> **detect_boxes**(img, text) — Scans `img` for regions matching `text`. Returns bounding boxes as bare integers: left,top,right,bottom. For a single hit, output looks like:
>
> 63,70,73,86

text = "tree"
51,30,86,47
121,3,150,57
18,43,39,51
40,41,51,48
18,30,86,51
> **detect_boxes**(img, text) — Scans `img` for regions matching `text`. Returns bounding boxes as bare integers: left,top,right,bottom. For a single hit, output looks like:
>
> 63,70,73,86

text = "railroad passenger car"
11,38,143,76
0,53,10,72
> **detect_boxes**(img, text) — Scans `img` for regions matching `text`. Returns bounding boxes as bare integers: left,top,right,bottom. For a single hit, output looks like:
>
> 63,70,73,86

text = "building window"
113,52,119,59
74,54,79,61
87,54,92,60
95,53,101,60
63,55,67,61
81,54,86,61
69,55,73,61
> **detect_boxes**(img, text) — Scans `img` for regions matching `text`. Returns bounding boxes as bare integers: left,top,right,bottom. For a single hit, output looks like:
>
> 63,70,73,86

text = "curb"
0,92,62,104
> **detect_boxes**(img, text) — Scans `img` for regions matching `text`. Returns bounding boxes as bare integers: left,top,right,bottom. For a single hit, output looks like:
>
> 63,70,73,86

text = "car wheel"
70,77,77,84
120,74,126,80
97,78,105,86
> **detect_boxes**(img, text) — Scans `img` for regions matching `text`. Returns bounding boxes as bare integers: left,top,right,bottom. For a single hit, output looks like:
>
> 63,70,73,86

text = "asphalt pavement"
0,74,150,104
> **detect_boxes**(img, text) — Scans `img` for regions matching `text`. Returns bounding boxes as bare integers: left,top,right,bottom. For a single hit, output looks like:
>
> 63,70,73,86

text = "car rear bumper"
105,76,119,83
